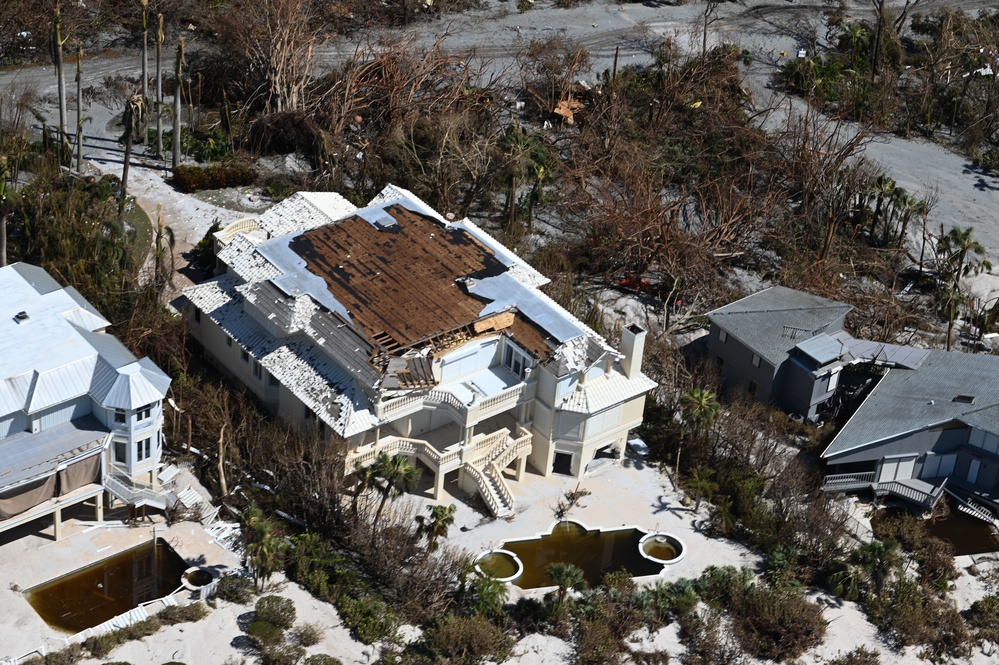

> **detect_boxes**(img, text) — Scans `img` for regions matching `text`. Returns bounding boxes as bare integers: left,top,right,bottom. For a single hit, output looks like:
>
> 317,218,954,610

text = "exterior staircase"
945,487,999,525
462,462,514,517
103,472,175,510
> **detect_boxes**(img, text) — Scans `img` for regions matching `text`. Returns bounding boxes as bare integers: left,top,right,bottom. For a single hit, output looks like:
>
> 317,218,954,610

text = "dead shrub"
291,622,324,647
158,602,210,625
728,584,825,661
677,608,746,665
825,647,881,665
421,614,511,665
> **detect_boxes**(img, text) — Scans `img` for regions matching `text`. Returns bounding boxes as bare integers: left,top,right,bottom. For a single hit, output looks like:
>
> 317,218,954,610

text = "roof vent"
953,395,976,404
14,311,29,323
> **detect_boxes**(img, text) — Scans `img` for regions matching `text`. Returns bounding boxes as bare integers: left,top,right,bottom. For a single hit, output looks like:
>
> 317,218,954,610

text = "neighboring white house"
184,185,656,515
0,263,173,539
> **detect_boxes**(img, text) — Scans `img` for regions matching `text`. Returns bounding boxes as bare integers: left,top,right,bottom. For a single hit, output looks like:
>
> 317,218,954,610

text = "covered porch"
0,417,111,540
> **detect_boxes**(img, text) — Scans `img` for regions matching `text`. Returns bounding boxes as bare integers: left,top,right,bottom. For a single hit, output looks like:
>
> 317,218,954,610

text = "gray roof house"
706,286,853,419
708,285,999,521
0,263,173,540
822,350,999,520
185,185,656,516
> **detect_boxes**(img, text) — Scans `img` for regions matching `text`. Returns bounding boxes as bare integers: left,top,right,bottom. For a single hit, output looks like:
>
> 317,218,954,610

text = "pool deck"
0,494,241,661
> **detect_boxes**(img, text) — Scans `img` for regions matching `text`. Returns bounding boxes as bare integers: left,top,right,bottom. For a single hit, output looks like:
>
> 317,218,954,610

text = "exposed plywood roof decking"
290,204,508,350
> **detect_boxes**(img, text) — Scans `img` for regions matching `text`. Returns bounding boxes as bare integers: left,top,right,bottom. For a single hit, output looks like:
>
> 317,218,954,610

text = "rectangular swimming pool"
25,537,188,633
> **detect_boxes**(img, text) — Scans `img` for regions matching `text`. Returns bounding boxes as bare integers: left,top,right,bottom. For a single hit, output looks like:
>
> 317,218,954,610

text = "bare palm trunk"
119,99,134,222
0,164,7,267
139,1,149,144
75,44,83,173
156,14,164,159
217,423,228,496
172,38,184,169
0,209,6,268
54,4,68,153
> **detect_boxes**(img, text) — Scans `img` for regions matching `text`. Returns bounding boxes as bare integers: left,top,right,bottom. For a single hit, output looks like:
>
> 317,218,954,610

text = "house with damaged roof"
0,263,172,540
708,286,999,522
184,185,656,516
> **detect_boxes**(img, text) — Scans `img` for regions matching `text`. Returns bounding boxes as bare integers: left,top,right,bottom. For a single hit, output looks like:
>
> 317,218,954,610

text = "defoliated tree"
138,0,149,144
155,14,164,159
172,37,185,169
52,2,70,155
74,43,87,173
0,157,8,267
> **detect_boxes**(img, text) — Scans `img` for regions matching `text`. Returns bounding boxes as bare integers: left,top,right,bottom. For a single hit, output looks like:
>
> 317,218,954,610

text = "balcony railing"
877,477,947,509
821,472,876,491
374,382,530,425
104,472,175,510
345,437,463,475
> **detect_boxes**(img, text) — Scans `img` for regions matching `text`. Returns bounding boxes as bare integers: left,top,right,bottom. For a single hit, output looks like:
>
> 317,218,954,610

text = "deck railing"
104,472,174,509
345,437,462,474
374,382,528,425
493,427,532,469
821,472,876,491
877,478,947,509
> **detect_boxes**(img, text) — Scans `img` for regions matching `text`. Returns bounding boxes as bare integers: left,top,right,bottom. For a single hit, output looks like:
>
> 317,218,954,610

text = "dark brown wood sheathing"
291,205,511,351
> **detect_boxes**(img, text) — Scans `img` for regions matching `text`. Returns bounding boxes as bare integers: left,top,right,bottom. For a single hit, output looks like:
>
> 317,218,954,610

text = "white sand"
3,1,999,662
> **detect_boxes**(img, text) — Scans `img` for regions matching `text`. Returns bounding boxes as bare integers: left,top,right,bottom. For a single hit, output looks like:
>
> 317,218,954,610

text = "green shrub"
291,622,323,646
256,595,296,630
263,175,301,201
159,602,210,625
215,574,255,604
304,657,343,665
153,127,231,163
261,643,306,665
247,621,285,649
866,576,969,658
172,164,257,193
337,595,396,644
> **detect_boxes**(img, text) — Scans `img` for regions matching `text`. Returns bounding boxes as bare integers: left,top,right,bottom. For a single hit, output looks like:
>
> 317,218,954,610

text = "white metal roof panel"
27,357,97,414
0,372,32,416
467,273,585,344
0,264,170,420
97,359,171,410
795,334,845,365
10,262,63,294
449,218,549,289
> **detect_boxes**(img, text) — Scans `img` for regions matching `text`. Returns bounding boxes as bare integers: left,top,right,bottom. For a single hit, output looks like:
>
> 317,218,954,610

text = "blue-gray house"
708,285,999,520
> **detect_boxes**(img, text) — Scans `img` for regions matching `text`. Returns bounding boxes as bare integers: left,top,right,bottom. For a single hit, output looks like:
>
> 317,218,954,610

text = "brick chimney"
620,324,646,379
